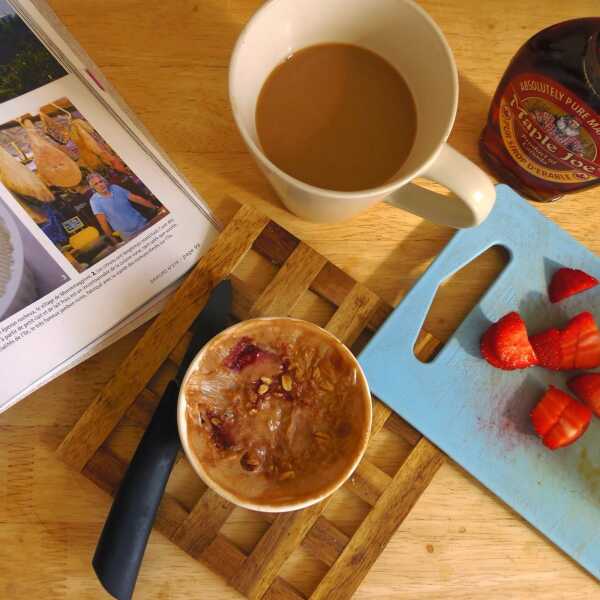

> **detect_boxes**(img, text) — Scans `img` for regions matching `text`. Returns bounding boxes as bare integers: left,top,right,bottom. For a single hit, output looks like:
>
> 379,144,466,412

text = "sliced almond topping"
258,383,269,395
260,376,272,384
210,417,221,426
281,373,293,391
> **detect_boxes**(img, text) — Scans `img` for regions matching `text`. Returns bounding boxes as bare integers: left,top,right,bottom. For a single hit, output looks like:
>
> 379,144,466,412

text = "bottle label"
499,73,600,184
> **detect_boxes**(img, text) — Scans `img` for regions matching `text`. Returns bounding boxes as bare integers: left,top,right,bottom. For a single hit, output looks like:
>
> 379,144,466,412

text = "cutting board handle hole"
414,244,510,363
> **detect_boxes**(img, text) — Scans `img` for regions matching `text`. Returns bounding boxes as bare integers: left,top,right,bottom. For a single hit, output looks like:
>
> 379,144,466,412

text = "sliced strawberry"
542,400,593,450
530,386,592,450
549,268,598,303
492,313,538,368
529,328,562,371
560,312,600,370
568,373,600,417
530,386,569,437
480,324,506,369
481,312,537,370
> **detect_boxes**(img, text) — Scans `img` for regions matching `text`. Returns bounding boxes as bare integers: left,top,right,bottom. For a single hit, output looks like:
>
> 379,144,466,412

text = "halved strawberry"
529,328,562,371
549,268,598,303
568,373,600,417
530,386,592,450
560,312,600,370
480,326,505,369
480,312,537,370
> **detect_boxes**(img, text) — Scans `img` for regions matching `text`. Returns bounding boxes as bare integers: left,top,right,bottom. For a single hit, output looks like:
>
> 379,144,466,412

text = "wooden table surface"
2,1,599,598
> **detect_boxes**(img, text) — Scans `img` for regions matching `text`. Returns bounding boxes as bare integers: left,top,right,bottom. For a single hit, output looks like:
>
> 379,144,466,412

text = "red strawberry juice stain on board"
477,379,544,453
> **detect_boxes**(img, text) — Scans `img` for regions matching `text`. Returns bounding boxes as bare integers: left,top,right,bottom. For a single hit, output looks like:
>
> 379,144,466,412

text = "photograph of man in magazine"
0,97,170,272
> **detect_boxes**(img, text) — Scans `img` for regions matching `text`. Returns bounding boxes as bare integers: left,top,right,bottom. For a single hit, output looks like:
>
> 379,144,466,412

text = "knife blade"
92,279,232,600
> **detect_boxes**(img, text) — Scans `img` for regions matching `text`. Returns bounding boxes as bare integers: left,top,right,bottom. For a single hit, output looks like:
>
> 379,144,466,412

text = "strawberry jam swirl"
183,319,370,505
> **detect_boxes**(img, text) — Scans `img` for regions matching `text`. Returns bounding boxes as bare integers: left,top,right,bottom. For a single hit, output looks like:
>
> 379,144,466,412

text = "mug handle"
385,143,496,228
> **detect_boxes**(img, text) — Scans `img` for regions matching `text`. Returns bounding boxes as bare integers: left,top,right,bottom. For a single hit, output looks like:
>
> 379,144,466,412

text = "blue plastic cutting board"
360,184,600,580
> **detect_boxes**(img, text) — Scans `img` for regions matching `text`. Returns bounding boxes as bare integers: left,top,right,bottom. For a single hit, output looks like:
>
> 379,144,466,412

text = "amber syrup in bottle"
480,18,600,202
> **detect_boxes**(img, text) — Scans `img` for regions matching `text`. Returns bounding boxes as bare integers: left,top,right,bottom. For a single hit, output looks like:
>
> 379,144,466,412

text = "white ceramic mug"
229,0,495,227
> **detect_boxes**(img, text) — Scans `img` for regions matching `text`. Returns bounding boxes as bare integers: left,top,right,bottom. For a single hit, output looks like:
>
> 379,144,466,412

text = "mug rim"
228,0,459,200
177,316,373,513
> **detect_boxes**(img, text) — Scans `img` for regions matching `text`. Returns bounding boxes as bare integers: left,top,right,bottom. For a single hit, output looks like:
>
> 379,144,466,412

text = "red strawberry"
529,328,562,371
480,312,537,370
560,312,600,370
530,386,592,450
480,325,506,369
568,373,600,417
549,268,598,303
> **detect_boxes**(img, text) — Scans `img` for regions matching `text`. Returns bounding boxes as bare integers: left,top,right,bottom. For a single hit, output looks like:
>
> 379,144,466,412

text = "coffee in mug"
256,43,417,192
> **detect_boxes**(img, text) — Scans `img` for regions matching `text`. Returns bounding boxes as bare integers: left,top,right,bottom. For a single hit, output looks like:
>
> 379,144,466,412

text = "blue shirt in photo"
89,184,147,239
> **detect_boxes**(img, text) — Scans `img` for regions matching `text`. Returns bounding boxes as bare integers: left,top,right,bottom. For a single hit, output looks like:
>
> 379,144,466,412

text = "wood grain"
310,439,445,600
172,488,235,555
200,534,305,600
324,283,381,346
346,460,392,507
57,205,268,471
249,243,327,317
234,503,330,599
3,1,600,599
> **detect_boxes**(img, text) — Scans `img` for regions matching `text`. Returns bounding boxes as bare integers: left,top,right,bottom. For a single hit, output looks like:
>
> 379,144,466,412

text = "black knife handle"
92,379,181,600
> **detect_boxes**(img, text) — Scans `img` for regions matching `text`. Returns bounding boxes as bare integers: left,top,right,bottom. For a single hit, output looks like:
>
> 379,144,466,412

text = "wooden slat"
201,533,246,579
83,446,189,539
302,517,349,567
251,227,395,337
324,283,381,347
371,399,392,435
263,579,306,600
57,205,268,471
253,226,393,336
252,221,300,266
172,488,235,555
234,502,329,599
260,512,350,568
200,535,305,600
346,460,392,506
168,331,192,366
385,412,422,446
250,243,327,317
82,445,126,495
310,439,444,600
124,388,160,430
310,262,355,308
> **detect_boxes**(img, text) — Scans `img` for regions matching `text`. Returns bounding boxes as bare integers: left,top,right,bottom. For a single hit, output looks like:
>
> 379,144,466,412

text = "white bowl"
178,317,372,513
0,202,36,321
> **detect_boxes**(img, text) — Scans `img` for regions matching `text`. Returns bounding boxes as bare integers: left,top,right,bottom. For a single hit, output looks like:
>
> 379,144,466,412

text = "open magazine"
0,0,219,412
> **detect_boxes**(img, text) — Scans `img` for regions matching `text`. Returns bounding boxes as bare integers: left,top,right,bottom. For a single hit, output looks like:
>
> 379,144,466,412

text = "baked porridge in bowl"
178,317,371,511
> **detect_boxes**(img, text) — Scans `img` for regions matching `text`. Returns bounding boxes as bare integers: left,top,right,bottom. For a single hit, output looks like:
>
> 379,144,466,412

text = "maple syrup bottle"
480,19,600,201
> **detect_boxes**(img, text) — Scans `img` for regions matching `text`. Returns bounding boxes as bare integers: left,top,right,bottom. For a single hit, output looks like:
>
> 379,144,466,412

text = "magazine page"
22,0,220,224
0,1,218,411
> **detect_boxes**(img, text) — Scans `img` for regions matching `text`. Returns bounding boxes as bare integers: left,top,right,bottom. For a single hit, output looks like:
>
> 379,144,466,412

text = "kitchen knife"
92,279,233,600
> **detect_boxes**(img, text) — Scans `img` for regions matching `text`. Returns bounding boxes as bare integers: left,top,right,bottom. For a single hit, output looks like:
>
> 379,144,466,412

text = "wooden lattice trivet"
57,204,445,599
